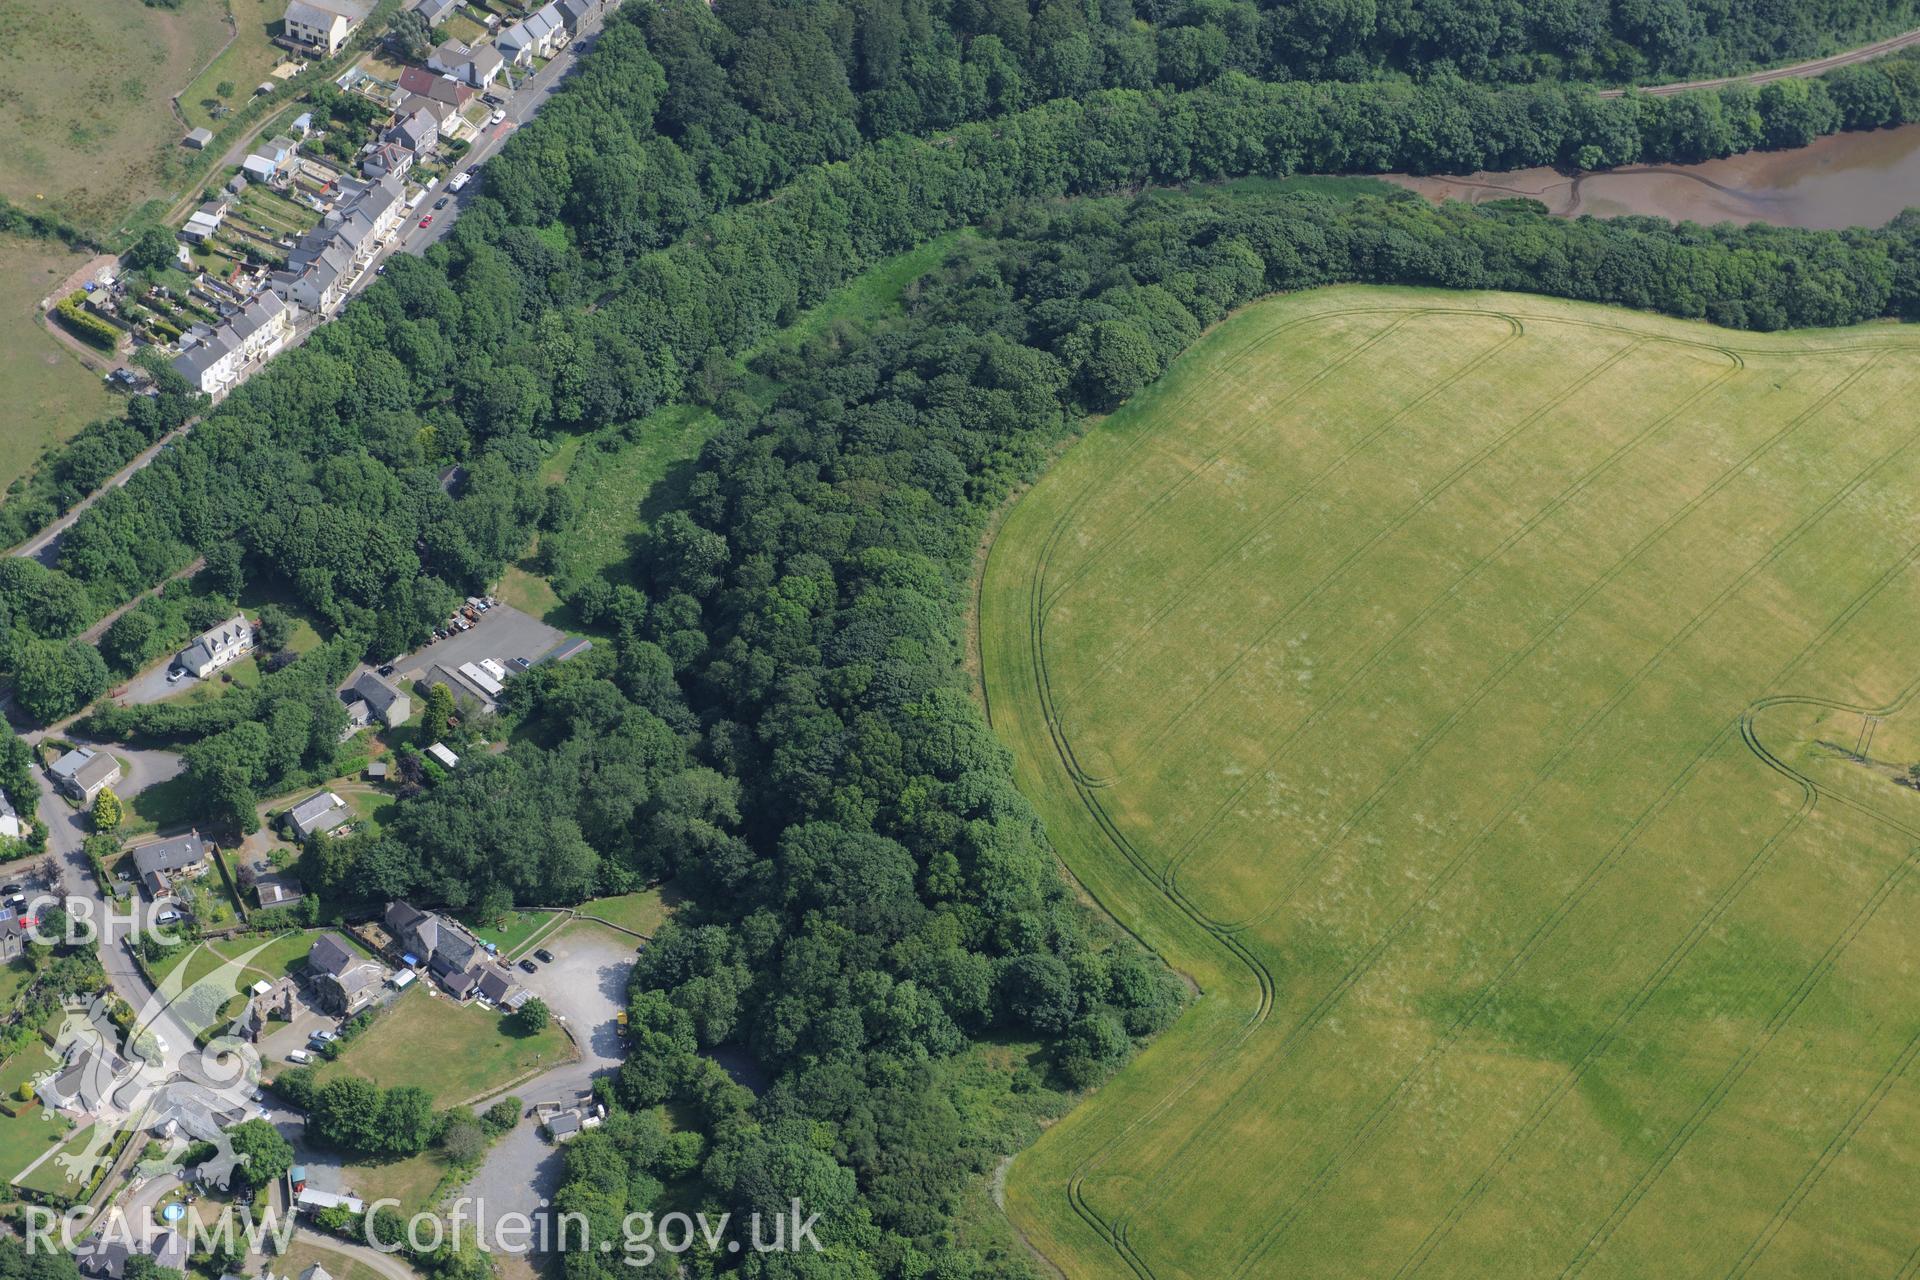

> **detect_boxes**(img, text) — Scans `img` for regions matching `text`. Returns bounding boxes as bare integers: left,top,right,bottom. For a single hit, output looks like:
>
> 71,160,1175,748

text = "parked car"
166,668,185,683
519,958,538,974
418,215,433,228
1,884,22,896
433,197,448,210
490,108,506,125
534,948,555,964
286,1049,313,1065
508,657,532,672
377,663,395,676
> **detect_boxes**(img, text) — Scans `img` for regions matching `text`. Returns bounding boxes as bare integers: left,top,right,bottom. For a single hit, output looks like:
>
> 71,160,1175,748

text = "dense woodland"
84,180,1920,1273
8,0,1920,1276
14,34,1920,705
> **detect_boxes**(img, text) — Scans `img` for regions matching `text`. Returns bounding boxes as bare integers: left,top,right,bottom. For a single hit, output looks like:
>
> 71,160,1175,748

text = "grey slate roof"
50,747,93,780
73,753,122,794
351,669,407,717
287,790,349,837
132,833,207,892
468,44,504,80
173,333,236,385
308,932,359,978
475,966,513,1003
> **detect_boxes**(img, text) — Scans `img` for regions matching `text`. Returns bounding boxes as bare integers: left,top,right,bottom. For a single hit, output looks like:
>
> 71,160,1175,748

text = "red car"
418,215,433,228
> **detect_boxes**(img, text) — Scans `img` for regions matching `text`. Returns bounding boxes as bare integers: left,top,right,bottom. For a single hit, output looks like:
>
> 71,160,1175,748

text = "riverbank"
1388,122,1920,229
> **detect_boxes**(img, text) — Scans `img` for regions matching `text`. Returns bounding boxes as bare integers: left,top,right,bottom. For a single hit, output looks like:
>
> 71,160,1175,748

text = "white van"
286,1049,313,1065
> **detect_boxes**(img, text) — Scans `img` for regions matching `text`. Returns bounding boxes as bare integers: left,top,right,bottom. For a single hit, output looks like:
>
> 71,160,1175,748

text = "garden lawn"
472,910,558,957
577,889,672,938
317,985,573,1105
149,930,320,997
127,776,198,835
338,1149,449,1215
162,655,261,704
0,1045,69,1183
13,1122,103,1199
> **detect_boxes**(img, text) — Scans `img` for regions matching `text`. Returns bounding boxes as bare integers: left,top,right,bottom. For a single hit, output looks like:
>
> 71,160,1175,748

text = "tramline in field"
980,286,1920,1280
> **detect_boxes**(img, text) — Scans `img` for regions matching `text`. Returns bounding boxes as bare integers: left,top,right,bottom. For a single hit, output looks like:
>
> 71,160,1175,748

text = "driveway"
257,993,340,1071
453,922,637,1271
35,743,185,878
118,659,191,708
112,745,189,809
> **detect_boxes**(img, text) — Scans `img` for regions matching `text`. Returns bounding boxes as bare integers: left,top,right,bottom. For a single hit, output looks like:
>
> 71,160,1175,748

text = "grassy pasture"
177,0,292,132
0,236,116,493
0,0,230,232
981,287,1920,1279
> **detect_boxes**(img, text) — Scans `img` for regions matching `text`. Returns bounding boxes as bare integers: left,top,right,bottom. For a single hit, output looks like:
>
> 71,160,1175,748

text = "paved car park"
390,603,564,689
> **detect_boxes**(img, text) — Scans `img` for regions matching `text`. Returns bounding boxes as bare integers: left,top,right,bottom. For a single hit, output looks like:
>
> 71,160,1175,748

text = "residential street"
30,748,374,1251
377,12,611,266
33,745,186,1016
0,5,620,1270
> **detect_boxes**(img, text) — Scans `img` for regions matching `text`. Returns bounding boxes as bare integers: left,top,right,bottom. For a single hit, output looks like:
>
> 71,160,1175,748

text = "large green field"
980,287,1920,1279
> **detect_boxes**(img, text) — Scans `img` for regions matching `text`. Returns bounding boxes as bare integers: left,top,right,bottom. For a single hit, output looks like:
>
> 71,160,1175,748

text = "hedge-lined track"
983,287,1920,1280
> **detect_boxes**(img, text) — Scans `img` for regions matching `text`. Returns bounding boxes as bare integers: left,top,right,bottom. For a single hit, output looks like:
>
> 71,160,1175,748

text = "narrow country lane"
1599,25,1920,97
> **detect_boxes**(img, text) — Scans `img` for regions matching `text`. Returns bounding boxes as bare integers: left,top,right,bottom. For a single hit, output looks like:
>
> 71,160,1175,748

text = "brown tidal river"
1387,123,1920,229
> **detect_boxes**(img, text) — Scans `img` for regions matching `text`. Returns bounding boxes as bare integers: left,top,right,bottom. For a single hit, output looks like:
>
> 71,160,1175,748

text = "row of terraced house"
169,172,407,395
